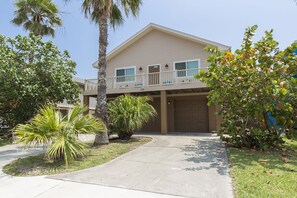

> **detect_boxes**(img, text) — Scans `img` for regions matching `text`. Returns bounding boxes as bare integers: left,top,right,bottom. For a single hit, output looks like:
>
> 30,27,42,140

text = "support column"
83,95,90,114
160,90,168,134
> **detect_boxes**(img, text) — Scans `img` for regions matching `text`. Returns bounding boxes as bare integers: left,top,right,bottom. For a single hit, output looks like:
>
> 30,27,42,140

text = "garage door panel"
174,96,209,132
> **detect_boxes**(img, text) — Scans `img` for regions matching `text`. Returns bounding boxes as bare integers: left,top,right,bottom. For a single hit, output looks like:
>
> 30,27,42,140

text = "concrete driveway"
50,134,233,198
0,138,183,198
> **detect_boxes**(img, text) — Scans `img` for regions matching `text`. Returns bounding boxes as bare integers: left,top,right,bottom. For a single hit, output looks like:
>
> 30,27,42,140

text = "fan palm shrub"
15,105,105,168
108,95,156,140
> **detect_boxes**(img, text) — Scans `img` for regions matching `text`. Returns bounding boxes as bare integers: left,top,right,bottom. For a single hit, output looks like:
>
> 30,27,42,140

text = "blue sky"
1,0,297,79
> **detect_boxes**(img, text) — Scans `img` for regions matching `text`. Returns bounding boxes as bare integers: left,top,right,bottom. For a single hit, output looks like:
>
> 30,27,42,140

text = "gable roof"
92,23,231,68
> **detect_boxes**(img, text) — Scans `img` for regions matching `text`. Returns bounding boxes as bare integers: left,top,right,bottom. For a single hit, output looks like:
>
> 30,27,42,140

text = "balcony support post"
160,90,168,134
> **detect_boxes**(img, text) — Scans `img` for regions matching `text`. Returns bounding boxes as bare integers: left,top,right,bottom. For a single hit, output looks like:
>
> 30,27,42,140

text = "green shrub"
0,34,80,132
15,105,105,168
285,128,297,139
198,25,297,149
108,95,156,140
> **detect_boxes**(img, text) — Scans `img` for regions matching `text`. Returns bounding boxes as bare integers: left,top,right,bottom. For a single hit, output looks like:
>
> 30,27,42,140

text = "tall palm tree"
70,0,141,145
12,0,62,37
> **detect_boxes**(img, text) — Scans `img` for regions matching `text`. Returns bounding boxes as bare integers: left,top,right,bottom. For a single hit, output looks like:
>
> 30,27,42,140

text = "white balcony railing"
85,68,207,93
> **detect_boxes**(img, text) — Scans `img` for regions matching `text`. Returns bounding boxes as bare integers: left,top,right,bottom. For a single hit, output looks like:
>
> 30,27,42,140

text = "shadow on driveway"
181,138,229,175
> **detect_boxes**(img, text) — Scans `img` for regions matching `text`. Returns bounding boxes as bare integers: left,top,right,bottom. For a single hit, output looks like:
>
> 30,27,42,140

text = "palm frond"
81,0,142,29
67,105,87,123
108,95,156,137
46,135,86,168
15,105,105,167
110,4,124,29
12,0,62,37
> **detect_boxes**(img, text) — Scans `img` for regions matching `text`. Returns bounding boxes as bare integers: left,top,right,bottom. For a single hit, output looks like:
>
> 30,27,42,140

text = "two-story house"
84,23,230,134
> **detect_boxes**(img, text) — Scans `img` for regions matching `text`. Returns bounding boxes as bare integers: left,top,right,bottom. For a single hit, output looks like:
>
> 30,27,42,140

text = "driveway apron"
50,134,233,198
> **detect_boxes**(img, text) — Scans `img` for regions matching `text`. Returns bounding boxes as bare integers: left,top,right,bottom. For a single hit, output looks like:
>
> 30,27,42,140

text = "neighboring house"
57,76,96,114
84,23,230,134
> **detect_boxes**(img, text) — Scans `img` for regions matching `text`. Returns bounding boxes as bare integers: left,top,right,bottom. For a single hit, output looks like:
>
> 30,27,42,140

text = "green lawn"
228,138,297,198
0,139,10,147
3,137,151,176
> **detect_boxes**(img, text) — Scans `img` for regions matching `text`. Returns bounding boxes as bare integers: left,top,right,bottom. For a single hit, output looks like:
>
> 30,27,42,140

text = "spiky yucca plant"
15,105,105,168
108,95,156,140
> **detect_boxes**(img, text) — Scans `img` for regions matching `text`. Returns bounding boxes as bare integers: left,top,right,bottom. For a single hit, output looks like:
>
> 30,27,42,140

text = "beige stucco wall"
106,29,211,77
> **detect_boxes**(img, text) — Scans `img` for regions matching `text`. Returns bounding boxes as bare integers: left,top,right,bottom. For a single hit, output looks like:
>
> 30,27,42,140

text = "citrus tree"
198,25,297,149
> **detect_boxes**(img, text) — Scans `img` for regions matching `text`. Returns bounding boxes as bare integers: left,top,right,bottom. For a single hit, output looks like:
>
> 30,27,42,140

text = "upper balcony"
84,67,208,96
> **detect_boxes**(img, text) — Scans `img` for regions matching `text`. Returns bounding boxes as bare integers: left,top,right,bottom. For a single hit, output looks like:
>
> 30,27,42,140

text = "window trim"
173,59,200,78
114,66,136,84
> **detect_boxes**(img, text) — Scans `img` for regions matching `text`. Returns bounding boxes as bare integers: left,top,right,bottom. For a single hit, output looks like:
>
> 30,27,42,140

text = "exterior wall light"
165,64,169,68
139,67,143,71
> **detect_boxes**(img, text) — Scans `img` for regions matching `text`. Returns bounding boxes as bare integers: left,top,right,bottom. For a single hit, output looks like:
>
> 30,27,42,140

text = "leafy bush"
198,25,297,149
0,34,80,131
108,95,156,140
15,105,105,168
285,128,297,139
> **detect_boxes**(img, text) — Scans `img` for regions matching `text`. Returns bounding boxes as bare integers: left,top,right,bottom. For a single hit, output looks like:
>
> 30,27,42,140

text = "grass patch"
228,138,297,198
0,139,10,147
3,136,151,176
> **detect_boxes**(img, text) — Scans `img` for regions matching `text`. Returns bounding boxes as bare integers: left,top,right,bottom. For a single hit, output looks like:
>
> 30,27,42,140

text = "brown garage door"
174,96,209,132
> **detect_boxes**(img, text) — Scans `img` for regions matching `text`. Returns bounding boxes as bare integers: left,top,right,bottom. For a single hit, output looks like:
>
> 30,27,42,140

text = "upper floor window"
175,60,199,77
115,66,136,83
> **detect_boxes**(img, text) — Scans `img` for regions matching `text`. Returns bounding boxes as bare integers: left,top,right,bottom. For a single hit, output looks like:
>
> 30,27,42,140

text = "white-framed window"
115,66,136,83
174,60,199,77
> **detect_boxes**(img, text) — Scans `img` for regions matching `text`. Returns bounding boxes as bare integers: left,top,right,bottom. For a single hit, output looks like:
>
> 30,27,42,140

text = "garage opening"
173,96,209,132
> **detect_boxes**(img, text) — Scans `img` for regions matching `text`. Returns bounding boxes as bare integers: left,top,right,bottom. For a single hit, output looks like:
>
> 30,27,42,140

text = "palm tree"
15,105,105,168
12,0,62,37
76,0,142,145
109,95,156,140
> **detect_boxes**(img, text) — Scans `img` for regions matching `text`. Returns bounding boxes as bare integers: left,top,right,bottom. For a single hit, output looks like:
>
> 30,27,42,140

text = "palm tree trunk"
93,10,109,146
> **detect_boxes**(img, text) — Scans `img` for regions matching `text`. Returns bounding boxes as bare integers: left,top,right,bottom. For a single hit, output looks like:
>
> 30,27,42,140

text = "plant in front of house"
198,25,297,149
0,34,80,134
108,95,156,140
15,105,105,168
